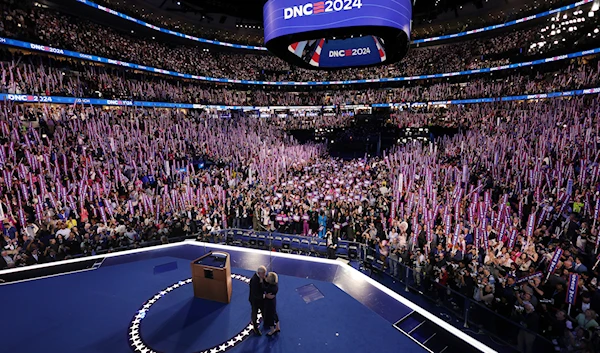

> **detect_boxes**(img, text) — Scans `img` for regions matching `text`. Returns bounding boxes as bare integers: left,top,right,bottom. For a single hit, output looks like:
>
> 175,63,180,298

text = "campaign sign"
526,212,536,238
515,272,543,284
566,273,579,304
547,247,563,274
508,229,517,248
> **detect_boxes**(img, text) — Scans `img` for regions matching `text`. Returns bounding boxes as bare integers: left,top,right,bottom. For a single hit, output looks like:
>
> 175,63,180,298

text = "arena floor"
0,243,490,353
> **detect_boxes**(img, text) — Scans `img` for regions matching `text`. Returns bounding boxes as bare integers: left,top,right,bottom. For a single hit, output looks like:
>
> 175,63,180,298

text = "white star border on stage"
128,273,259,353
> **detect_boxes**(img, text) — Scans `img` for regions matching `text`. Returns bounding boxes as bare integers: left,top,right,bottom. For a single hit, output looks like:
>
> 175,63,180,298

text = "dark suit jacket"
249,273,265,304
0,256,9,270
26,253,42,266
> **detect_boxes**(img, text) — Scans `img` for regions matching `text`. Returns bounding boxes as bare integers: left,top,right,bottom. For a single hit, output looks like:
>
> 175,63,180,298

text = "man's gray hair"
257,266,267,274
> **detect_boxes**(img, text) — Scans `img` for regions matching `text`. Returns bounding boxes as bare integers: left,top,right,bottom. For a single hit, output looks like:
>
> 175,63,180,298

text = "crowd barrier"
211,228,361,259
0,225,554,351
359,245,554,353
76,0,594,48
1,35,598,86
210,229,553,352
2,86,600,111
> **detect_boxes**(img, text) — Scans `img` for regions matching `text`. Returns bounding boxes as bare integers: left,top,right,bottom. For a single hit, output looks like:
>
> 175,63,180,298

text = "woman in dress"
318,210,327,238
264,272,280,336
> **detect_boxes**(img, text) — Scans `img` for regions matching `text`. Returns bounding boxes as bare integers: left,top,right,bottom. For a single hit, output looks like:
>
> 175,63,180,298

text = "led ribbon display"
2,36,598,86
2,87,600,110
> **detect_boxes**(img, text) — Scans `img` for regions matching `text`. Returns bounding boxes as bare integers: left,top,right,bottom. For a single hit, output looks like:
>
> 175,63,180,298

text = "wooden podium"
190,252,232,303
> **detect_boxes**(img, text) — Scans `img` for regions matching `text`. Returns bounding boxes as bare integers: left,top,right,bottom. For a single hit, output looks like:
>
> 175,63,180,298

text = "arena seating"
1,0,600,352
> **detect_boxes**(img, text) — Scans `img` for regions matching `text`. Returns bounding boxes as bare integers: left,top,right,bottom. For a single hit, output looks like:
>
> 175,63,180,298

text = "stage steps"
394,312,480,353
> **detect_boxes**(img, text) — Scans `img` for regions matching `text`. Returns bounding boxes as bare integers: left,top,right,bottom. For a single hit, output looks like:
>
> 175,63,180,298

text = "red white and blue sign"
289,36,385,68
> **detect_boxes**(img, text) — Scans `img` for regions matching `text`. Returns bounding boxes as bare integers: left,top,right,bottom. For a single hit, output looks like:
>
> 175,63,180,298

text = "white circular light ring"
128,274,261,353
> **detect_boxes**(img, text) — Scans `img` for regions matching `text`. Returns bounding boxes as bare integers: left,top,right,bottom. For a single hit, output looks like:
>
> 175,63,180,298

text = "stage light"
590,11,595,17
595,28,600,33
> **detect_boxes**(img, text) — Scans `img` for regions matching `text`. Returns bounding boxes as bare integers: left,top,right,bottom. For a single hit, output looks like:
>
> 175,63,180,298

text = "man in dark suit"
326,231,338,259
249,265,267,335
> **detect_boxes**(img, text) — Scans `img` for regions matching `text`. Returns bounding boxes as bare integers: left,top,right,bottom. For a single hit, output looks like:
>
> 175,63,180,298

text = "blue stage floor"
0,248,425,353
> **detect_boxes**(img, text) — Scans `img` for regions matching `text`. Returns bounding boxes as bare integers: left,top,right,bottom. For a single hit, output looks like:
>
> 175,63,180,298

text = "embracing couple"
249,266,281,336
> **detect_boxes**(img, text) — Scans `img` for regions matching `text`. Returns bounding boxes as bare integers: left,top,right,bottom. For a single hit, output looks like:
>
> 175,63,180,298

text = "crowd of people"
1,0,600,352
0,103,324,265
1,95,600,352
1,49,599,108
0,0,567,83
84,0,574,46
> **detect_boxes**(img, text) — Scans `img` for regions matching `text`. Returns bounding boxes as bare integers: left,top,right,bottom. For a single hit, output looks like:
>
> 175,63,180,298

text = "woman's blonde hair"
266,272,278,284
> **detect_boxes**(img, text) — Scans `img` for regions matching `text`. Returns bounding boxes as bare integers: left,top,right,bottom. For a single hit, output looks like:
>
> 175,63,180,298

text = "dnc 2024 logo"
284,0,363,20
329,47,372,58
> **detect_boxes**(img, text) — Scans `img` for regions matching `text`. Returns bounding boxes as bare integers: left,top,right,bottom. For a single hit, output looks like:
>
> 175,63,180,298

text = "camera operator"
544,310,567,345
435,265,449,303
474,283,495,307
457,266,476,299
517,303,539,353
388,237,401,278
516,289,539,309
493,275,518,318
326,231,338,259
526,277,544,301
412,249,426,287
421,255,435,291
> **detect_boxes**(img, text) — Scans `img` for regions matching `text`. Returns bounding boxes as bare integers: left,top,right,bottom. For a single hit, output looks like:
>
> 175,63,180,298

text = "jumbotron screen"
287,36,387,68
263,0,411,69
